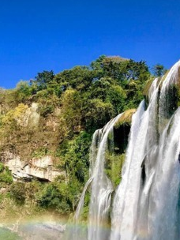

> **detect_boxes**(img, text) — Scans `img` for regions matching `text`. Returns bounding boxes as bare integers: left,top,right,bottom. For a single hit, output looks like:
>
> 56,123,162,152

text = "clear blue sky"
0,0,180,89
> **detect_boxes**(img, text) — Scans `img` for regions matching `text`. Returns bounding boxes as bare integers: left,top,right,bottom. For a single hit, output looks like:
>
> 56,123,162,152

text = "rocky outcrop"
4,155,65,182
113,109,136,154
114,109,136,128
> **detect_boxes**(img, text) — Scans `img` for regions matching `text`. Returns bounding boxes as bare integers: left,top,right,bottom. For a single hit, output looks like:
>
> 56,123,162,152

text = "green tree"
54,66,93,92
15,81,31,102
153,64,166,77
34,70,54,90
0,163,13,185
10,182,26,204
37,182,72,213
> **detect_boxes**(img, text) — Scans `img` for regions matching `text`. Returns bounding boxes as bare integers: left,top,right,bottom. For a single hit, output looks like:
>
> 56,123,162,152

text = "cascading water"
74,130,102,222
111,60,180,240
71,113,122,240
63,130,103,240
68,60,180,240
88,114,122,240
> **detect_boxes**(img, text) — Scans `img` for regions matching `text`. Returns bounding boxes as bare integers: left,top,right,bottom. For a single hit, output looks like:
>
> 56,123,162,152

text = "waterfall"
69,60,180,240
88,114,122,240
111,60,180,240
72,113,122,240
74,130,102,222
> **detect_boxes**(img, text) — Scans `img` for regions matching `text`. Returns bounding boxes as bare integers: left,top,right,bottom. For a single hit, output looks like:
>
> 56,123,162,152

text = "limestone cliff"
5,155,65,182
0,102,64,182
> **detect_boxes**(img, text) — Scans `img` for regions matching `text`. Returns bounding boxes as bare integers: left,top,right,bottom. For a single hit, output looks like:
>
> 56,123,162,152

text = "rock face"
114,109,136,154
26,103,40,128
5,154,65,182
0,102,65,182
11,102,40,128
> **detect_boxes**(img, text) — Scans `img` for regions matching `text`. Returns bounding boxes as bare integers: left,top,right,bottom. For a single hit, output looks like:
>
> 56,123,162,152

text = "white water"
72,114,122,240
71,60,180,240
74,130,102,222
88,114,122,240
111,60,180,240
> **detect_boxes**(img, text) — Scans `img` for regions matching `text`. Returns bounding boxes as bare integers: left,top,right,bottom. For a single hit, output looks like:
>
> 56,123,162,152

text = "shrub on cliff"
0,163,13,185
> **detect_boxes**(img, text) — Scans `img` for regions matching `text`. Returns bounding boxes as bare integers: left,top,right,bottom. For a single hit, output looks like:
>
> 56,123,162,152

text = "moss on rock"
114,109,136,129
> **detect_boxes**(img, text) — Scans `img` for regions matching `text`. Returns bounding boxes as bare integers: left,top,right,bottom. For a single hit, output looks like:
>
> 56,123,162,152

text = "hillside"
0,55,152,218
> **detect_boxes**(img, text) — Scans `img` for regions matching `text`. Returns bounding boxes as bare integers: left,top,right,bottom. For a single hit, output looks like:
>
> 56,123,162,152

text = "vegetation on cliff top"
0,55,157,217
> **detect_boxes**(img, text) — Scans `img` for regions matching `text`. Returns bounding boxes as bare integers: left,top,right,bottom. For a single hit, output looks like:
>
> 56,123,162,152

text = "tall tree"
35,70,54,90
153,64,166,77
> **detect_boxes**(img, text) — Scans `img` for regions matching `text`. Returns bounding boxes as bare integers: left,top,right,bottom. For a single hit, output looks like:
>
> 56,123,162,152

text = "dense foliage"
0,163,13,186
0,55,152,215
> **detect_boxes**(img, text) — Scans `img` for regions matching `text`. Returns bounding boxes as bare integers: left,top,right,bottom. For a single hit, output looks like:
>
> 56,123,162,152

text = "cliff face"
0,102,135,184
0,102,65,182
5,155,65,182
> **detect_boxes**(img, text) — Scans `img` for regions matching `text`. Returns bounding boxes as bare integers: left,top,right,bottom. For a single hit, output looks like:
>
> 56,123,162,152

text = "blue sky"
0,0,180,89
